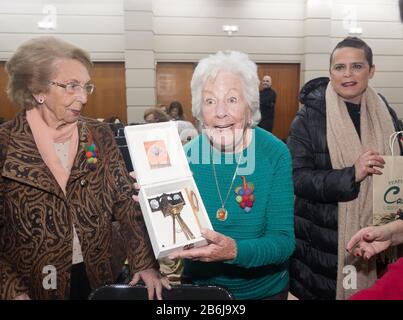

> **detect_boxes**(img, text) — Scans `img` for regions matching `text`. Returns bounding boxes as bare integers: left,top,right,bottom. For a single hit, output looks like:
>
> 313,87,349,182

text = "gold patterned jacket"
0,111,156,299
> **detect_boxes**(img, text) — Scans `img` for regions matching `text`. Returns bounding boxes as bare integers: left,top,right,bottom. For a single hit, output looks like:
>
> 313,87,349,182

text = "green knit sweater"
184,127,295,299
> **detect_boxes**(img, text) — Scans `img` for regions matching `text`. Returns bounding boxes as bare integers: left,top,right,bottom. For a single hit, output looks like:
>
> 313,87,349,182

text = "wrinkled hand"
129,171,140,202
14,293,31,300
129,268,171,300
168,229,237,262
346,225,393,260
354,150,385,182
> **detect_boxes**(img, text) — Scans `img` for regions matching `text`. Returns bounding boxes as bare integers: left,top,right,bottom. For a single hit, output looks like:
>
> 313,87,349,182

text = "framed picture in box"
144,140,171,169
124,122,213,259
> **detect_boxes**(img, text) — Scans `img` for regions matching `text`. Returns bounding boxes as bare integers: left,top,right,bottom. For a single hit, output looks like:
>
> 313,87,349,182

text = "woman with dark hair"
167,101,185,120
287,37,402,300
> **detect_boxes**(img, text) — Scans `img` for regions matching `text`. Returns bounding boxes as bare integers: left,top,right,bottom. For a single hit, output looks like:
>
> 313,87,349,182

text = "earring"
38,96,44,104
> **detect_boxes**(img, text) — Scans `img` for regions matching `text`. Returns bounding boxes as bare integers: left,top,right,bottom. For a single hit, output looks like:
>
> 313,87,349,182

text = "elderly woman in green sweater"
168,51,295,300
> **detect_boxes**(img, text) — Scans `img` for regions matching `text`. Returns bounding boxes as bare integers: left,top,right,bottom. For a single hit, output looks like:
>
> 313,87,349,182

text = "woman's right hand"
354,150,385,182
129,171,140,202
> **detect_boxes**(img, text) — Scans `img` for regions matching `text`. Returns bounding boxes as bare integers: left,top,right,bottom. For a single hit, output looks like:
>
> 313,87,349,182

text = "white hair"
191,51,261,127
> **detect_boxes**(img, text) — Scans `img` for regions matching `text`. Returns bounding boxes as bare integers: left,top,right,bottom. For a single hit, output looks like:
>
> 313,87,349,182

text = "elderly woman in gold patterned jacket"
0,37,169,300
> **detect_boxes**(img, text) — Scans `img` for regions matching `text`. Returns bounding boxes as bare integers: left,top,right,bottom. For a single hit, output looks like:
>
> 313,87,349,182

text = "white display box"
124,121,213,259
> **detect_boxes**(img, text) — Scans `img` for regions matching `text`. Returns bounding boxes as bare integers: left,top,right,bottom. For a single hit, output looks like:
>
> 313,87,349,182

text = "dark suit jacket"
259,87,277,132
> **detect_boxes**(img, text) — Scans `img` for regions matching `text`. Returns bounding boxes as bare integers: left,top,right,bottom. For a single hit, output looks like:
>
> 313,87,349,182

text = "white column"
302,0,333,84
124,0,155,124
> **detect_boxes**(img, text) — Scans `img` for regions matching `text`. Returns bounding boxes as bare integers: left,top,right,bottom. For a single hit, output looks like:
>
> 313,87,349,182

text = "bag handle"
389,131,403,156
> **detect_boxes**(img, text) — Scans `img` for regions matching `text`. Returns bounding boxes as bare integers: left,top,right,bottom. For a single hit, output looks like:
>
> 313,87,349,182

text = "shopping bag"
373,131,403,225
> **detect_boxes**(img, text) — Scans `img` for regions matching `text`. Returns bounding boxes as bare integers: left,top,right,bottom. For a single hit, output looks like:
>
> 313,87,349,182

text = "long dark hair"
168,101,185,120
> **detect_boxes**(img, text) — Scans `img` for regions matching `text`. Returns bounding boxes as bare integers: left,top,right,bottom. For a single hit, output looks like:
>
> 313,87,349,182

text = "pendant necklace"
211,148,243,221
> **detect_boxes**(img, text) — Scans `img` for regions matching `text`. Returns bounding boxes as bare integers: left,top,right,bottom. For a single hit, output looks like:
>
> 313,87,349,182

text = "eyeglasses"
49,81,95,95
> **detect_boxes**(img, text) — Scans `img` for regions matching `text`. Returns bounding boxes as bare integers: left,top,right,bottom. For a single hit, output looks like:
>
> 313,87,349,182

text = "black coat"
287,77,402,300
258,88,277,132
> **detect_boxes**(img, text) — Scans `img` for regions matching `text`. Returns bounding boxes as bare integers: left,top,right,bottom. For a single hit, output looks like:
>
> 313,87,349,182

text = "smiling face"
36,58,91,128
261,75,272,89
201,71,250,152
330,47,375,104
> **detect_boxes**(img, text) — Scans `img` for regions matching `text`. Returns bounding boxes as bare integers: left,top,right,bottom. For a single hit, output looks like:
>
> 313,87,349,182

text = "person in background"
103,116,124,137
258,75,277,133
163,101,198,144
176,119,198,145
346,213,403,299
143,107,169,123
157,103,168,115
168,50,295,300
287,37,402,300
104,116,122,124
167,101,186,121
0,36,169,300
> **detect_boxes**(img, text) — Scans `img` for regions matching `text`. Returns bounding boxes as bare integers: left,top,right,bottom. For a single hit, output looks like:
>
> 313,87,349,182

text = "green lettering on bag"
384,186,402,204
